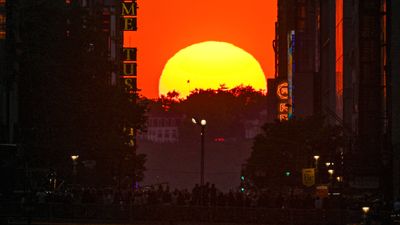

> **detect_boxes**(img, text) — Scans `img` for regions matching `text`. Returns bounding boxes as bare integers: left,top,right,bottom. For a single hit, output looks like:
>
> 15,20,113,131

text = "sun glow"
159,41,266,98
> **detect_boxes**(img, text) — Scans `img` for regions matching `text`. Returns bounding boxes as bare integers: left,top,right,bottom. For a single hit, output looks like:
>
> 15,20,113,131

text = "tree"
245,115,343,189
164,85,267,140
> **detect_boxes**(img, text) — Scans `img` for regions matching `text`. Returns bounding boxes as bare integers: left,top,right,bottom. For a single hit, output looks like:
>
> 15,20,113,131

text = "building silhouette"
0,0,134,189
270,0,400,199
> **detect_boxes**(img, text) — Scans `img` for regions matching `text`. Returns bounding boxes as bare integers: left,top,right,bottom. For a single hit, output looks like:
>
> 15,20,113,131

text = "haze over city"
0,0,399,225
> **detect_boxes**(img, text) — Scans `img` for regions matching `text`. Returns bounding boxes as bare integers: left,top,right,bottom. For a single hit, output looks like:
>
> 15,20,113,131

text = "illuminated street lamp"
192,117,207,186
71,155,79,161
328,169,334,180
313,155,320,183
326,162,334,167
71,155,79,184
362,206,370,224
314,155,320,166
313,155,320,171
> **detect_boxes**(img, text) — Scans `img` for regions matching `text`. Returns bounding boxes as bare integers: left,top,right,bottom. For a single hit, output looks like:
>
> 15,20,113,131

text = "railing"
0,202,366,225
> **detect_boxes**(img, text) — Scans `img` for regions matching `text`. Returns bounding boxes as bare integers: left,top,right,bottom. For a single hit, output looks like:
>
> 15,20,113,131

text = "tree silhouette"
245,115,343,189
155,85,267,140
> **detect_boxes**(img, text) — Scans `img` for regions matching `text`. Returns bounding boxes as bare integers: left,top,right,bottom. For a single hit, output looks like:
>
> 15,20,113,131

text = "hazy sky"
124,0,277,98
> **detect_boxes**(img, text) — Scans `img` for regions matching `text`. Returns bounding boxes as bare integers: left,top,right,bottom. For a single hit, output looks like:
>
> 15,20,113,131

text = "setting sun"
159,41,266,98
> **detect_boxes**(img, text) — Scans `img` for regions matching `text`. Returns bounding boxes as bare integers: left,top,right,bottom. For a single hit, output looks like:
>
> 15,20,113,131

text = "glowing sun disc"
159,41,266,98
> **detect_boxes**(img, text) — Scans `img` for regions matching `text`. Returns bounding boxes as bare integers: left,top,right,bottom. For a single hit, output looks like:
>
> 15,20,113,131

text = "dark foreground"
1,202,383,225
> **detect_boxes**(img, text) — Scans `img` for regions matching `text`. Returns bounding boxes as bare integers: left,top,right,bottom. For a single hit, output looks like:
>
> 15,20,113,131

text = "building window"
157,130,162,138
159,119,163,127
165,129,170,138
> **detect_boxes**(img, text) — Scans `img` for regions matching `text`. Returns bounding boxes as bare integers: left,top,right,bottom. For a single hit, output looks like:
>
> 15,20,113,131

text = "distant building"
139,112,183,143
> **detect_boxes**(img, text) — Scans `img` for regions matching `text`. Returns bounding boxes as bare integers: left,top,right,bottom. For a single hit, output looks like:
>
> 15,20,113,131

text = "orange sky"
124,0,277,99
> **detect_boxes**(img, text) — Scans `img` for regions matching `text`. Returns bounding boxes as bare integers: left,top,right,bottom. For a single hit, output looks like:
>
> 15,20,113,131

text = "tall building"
389,0,400,199
273,0,398,198
268,0,319,121
0,0,129,182
0,0,18,144
319,0,393,196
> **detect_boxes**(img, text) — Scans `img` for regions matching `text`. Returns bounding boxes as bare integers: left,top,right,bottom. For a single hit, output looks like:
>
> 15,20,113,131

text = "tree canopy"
154,85,267,140
245,116,343,189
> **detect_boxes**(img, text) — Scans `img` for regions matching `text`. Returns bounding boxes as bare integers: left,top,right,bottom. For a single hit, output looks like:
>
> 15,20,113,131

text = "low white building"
139,112,183,143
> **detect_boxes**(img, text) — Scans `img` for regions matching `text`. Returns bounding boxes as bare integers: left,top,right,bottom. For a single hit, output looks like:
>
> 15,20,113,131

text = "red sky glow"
124,0,277,98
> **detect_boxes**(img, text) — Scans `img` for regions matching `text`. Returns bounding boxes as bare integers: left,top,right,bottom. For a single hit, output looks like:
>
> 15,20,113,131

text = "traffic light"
240,175,245,181
240,187,245,192
285,171,291,176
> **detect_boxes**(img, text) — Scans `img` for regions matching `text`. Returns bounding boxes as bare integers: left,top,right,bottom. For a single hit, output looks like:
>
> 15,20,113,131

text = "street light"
71,155,79,185
192,117,206,186
362,206,370,224
328,169,334,180
313,155,320,168
313,155,320,184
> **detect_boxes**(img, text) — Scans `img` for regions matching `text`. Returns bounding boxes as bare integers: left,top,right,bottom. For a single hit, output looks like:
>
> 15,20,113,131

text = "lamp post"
362,206,370,225
314,155,320,183
328,169,334,187
313,155,320,170
71,155,79,185
192,118,206,186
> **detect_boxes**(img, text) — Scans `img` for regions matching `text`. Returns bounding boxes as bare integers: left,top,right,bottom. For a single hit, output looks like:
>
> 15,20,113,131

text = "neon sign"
277,81,289,121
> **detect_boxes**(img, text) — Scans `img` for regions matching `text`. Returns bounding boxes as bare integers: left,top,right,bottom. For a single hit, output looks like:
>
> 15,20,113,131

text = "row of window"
147,117,180,127
139,128,179,143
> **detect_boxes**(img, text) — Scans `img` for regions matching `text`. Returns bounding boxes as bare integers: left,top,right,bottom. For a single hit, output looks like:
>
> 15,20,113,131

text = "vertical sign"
287,30,295,119
276,80,289,121
0,0,5,39
121,0,138,95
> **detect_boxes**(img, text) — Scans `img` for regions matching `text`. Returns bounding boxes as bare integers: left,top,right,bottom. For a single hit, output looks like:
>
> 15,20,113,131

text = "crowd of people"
2,183,397,224
26,182,371,210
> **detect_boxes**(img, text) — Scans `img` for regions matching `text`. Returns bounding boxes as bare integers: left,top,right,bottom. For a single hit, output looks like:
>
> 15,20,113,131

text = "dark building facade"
272,0,399,198
389,0,400,199
0,0,18,144
318,0,394,196
0,0,132,190
268,0,319,122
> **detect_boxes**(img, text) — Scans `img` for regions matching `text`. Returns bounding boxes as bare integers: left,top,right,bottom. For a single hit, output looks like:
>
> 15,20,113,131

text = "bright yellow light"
362,207,370,214
71,155,79,161
159,41,266,98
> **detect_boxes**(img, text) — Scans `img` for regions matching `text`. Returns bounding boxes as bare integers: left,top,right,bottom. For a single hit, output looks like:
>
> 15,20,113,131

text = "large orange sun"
159,41,266,98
